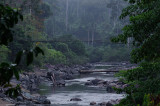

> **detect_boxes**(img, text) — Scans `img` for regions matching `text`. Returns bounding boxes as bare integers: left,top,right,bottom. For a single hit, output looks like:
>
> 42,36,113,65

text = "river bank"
0,64,90,105
0,62,137,106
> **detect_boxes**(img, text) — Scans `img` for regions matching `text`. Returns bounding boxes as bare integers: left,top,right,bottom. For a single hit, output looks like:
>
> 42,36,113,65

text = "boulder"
106,86,115,93
98,81,107,85
91,79,103,85
0,93,6,98
98,102,107,106
90,101,96,105
30,79,34,83
17,96,23,102
85,82,93,86
106,102,113,106
56,80,65,87
43,99,51,104
37,96,51,104
23,92,32,99
65,74,73,80
70,98,82,101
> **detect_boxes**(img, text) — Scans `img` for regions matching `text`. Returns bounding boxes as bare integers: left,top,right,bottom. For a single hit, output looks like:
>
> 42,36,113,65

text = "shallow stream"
38,64,125,106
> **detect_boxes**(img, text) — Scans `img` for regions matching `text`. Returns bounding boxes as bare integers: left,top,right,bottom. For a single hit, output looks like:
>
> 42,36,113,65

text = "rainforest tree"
0,3,44,97
112,0,160,105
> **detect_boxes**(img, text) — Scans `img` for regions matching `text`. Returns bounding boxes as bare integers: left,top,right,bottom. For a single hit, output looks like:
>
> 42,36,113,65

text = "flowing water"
38,64,125,106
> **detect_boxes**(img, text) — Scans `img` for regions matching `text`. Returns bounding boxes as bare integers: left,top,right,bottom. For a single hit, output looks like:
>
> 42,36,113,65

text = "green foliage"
87,46,131,63
68,40,86,56
102,45,131,62
52,35,88,64
111,0,160,63
87,47,104,62
0,3,44,97
142,94,154,106
115,62,160,105
64,51,88,65
112,0,160,105
45,49,66,64
55,42,69,53
5,84,21,98
0,4,23,45
0,45,11,63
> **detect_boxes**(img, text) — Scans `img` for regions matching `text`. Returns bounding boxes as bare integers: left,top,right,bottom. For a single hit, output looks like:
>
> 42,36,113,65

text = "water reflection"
39,72,124,106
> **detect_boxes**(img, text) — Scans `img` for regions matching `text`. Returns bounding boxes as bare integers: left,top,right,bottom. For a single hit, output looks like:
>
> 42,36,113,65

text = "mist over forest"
44,0,131,63
1,0,158,105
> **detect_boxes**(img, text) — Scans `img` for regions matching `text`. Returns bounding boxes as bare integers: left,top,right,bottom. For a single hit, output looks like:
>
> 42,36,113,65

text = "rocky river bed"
0,62,137,106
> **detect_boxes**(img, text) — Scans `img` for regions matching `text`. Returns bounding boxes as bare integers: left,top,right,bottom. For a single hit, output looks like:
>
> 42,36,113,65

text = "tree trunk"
88,30,90,46
65,0,69,32
92,29,94,47
76,0,79,17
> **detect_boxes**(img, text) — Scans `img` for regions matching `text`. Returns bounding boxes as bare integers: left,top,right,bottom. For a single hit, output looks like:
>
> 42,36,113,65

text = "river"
38,63,127,106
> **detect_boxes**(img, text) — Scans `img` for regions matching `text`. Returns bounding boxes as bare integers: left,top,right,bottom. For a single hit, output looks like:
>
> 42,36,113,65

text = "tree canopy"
112,0,160,105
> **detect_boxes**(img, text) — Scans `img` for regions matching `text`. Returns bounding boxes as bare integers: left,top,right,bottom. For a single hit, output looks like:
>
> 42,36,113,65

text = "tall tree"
112,0,160,105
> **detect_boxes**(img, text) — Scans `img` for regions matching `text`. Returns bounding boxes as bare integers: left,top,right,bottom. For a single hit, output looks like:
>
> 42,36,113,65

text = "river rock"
106,85,115,93
23,92,32,99
70,98,82,101
90,101,96,105
17,96,23,102
66,74,74,80
85,82,93,85
56,80,65,87
98,102,107,106
0,93,6,98
91,79,103,85
37,96,51,104
109,99,121,105
106,102,114,106
98,102,113,106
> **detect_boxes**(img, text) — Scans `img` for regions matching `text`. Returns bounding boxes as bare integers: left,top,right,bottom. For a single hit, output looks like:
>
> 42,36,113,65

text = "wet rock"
31,84,39,91
65,74,73,80
90,101,96,105
23,92,32,99
30,79,34,83
70,98,82,101
56,80,65,87
43,99,51,104
98,81,107,85
106,86,115,93
26,101,33,105
15,102,26,105
91,79,103,85
37,96,51,104
17,96,23,102
106,102,113,106
109,99,121,105
0,93,6,98
98,102,113,106
85,82,93,86
98,102,108,106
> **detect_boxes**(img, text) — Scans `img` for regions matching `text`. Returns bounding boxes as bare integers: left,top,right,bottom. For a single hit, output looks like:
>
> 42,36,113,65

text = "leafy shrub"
45,49,66,64
0,45,11,63
55,42,69,53
102,45,131,62
87,47,104,63
68,40,86,56
115,62,160,106
87,45,130,63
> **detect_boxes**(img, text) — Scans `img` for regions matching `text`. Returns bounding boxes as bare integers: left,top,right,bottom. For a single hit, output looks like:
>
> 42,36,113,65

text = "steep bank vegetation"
112,0,160,105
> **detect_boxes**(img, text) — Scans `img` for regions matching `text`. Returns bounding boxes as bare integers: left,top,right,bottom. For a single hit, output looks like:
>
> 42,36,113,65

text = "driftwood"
80,70,119,73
